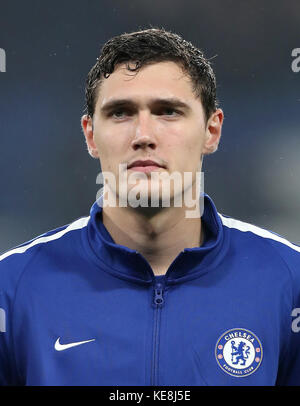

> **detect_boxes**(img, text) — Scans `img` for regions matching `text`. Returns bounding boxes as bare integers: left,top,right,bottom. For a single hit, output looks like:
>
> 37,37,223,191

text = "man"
0,28,299,386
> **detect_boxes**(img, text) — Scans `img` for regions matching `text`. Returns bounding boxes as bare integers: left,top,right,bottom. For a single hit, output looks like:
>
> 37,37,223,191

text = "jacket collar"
86,194,228,285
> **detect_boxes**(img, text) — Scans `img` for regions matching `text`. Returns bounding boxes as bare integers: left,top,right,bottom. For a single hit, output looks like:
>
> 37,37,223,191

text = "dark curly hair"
84,28,218,122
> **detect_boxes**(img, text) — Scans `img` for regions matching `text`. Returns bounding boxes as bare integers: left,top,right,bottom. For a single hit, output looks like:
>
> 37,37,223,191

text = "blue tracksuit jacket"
0,194,299,386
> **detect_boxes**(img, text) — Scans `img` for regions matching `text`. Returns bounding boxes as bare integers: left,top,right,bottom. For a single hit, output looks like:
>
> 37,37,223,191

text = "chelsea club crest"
215,328,263,377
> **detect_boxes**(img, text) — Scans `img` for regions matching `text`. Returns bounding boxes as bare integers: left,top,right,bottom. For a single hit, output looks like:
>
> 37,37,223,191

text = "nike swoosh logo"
54,337,95,351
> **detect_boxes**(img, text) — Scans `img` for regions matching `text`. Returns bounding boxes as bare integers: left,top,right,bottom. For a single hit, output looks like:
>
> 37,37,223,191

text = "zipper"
150,282,165,386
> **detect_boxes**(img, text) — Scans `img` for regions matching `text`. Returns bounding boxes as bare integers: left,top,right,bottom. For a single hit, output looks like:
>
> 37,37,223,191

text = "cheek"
95,133,128,172
164,127,203,167
185,129,204,161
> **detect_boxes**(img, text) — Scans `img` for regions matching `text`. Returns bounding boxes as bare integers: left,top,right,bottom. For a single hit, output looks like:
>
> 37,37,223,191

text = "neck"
102,204,203,276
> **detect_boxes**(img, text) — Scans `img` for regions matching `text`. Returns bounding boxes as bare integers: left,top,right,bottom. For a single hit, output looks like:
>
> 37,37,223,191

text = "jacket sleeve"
271,240,300,385
0,252,24,385
0,291,15,385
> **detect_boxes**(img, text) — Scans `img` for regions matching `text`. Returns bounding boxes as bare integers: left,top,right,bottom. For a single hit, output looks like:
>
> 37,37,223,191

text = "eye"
157,107,181,117
164,108,177,115
106,107,135,120
112,109,128,119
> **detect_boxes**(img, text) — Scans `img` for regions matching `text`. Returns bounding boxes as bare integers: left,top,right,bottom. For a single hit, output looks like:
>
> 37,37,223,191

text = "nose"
131,112,157,151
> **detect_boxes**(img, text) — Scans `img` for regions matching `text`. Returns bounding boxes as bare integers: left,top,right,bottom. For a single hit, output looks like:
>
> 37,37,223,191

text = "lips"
127,160,165,169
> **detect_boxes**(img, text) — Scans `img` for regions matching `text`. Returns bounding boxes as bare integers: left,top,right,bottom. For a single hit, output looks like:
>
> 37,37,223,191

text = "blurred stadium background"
0,0,299,253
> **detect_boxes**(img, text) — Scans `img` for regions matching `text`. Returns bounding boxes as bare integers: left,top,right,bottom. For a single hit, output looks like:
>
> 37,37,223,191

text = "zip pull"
154,283,164,306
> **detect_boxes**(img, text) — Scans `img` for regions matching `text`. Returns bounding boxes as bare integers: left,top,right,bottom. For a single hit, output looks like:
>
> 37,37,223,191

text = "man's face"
82,61,223,207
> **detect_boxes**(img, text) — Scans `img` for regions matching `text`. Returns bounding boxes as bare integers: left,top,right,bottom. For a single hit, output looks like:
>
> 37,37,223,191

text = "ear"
81,114,99,158
202,108,224,155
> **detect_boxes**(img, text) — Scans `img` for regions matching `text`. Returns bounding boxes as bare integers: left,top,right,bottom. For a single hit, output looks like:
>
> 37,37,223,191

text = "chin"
125,183,182,209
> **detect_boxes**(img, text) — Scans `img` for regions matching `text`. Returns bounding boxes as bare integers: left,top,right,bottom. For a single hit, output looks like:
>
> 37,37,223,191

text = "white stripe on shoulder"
0,216,90,262
218,213,300,253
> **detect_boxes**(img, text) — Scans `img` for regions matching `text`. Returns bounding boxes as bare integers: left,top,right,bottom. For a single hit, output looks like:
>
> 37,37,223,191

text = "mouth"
127,160,166,173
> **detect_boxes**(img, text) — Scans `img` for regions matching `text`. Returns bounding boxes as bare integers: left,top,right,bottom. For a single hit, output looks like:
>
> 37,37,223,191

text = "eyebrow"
100,97,191,114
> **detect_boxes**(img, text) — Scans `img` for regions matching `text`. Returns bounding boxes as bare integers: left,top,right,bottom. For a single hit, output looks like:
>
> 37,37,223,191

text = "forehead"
95,61,199,108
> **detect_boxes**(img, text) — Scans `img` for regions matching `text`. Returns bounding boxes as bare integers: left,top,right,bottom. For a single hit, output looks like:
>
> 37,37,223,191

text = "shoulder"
0,215,90,290
218,212,300,295
218,212,300,254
